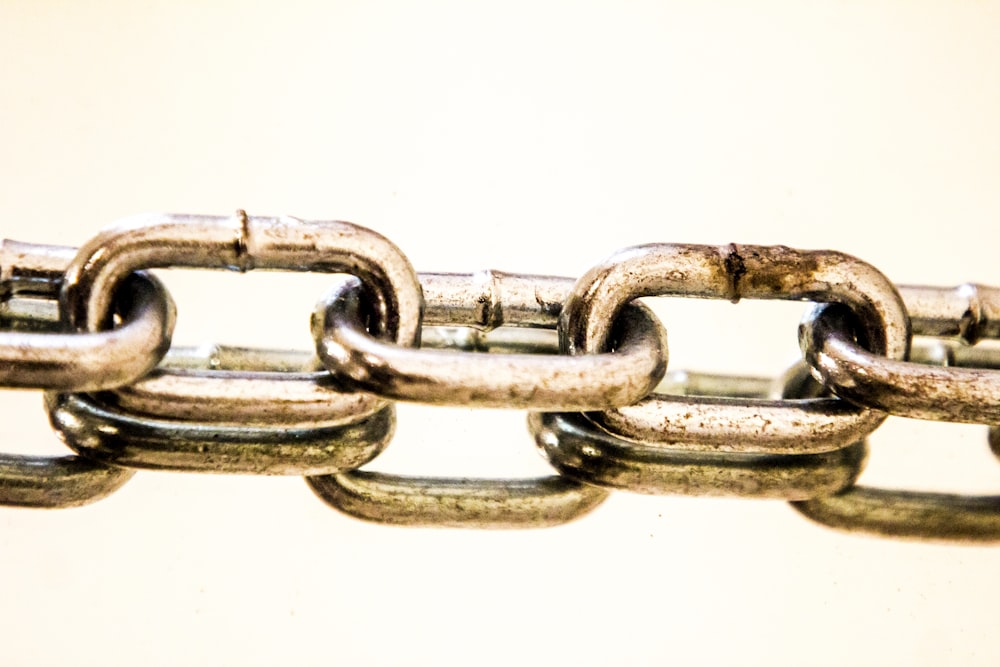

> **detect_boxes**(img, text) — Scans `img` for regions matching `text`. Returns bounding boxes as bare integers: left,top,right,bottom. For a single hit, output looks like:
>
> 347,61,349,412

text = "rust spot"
959,306,978,345
233,209,252,272
475,294,491,328
534,290,562,318
723,243,746,304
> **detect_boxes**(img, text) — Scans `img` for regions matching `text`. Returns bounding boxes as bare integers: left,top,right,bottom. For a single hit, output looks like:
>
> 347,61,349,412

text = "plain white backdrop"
1,1,999,665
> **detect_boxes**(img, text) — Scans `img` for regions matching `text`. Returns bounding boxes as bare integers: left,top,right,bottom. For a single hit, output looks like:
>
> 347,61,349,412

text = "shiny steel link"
48,211,421,474
48,392,395,475
313,272,667,410
308,473,607,529
46,345,395,475
103,345,385,426
531,367,867,498
21,212,423,477
792,485,1000,543
560,243,908,454
0,240,176,391
309,313,610,527
60,211,423,347
802,285,1000,423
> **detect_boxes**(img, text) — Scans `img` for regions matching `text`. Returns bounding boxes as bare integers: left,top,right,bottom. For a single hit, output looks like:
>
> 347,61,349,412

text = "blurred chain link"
0,212,997,542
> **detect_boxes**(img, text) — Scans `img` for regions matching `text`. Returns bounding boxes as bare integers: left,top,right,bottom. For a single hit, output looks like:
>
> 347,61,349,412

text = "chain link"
530,367,870,499
313,273,667,409
1,212,998,542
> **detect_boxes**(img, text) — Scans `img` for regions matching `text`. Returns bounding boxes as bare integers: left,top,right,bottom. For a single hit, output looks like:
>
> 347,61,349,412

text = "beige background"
2,1,999,665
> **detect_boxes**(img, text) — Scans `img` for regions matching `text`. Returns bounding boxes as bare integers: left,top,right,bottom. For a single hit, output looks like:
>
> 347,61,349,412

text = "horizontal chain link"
1,212,998,543
531,364,869,499
313,273,667,409
560,243,907,457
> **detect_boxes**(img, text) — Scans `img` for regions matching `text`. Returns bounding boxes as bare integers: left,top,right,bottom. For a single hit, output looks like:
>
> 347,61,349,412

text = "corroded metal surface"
558,243,906,454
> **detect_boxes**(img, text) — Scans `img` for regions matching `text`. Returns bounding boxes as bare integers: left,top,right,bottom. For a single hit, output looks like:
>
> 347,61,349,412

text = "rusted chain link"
0,212,997,543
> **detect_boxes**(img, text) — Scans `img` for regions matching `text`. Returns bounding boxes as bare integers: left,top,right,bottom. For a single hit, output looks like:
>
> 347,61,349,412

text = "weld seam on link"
899,283,1000,345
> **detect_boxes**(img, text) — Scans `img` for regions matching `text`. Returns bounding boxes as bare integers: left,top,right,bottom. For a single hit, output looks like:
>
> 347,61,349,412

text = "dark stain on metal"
233,209,252,272
723,243,746,304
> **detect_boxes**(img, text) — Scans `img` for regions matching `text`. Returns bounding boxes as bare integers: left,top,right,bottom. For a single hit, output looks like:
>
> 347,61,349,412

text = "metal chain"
1,211,998,541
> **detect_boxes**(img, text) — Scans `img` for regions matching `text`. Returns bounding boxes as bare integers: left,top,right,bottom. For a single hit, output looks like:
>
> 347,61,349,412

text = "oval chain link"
60,211,423,344
552,244,907,477
46,348,397,476
307,274,611,527
103,346,385,427
0,454,133,508
531,362,868,499
43,212,423,476
313,272,667,410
